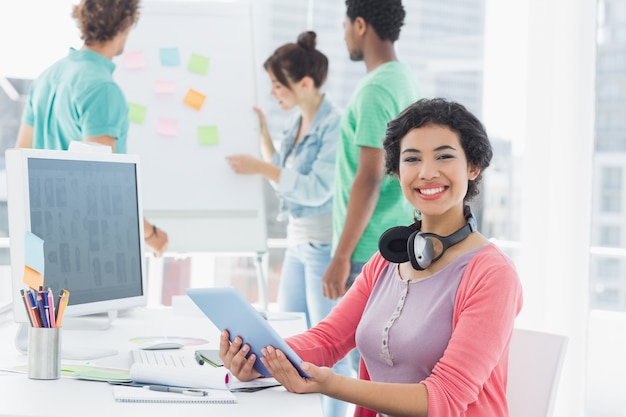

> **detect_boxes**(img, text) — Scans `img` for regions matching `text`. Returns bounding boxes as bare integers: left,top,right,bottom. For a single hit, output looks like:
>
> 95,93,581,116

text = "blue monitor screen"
27,158,143,306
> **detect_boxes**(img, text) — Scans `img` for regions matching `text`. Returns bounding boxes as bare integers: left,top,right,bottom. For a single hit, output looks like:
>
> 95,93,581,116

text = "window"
600,166,623,212
599,225,621,246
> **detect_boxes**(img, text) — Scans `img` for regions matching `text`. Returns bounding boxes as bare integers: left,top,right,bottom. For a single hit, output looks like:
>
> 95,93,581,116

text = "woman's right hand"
253,106,270,140
219,330,262,382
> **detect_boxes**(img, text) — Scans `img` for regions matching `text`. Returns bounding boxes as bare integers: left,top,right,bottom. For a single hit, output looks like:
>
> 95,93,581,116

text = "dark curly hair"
263,31,329,90
72,0,140,44
345,0,405,41
383,98,493,202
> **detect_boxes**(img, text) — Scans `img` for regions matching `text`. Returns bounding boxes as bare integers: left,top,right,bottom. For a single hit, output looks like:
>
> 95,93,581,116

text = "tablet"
186,287,312,378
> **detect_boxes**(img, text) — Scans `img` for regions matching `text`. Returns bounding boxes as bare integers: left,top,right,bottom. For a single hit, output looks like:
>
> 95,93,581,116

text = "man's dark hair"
345,0,405,42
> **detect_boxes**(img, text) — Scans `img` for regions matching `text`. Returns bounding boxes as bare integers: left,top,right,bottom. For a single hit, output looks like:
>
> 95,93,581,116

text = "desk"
0,297,323,417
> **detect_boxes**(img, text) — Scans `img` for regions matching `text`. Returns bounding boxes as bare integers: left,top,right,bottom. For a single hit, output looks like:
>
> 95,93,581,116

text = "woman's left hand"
260,346,334,394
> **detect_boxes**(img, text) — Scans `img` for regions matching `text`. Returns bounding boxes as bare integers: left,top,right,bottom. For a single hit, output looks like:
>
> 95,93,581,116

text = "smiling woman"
220,97,523,417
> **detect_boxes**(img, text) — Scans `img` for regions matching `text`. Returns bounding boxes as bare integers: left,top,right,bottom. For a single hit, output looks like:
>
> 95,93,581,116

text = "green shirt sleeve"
351,83,398,149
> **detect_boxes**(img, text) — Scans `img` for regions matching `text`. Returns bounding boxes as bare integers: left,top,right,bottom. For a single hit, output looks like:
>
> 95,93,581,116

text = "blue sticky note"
159,47,181,66
24,231,45,274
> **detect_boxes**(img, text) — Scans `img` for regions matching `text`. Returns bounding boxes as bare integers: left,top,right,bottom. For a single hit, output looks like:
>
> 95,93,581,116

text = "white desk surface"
0,296,322,417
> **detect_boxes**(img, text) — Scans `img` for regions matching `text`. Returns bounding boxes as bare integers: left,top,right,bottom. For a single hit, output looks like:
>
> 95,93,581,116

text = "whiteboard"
113,1,266,253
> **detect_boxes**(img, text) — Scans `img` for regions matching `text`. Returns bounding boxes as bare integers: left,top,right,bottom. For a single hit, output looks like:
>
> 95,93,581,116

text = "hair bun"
296,31,317,50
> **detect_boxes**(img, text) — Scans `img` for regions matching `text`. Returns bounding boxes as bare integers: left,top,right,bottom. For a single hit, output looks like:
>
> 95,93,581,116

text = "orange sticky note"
183,89,206,111
23,266,44,290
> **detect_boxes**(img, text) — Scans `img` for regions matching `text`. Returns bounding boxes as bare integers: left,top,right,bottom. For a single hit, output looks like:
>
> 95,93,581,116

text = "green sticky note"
198,126,219,145
187,53,210,75
128,103,147,124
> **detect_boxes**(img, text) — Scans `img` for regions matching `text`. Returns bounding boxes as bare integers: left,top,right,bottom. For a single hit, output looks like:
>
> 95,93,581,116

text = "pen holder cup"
27,326,61,380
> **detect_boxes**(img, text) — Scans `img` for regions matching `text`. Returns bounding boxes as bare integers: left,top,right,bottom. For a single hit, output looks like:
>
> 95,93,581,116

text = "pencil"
55,289,69,328
47,288,56,328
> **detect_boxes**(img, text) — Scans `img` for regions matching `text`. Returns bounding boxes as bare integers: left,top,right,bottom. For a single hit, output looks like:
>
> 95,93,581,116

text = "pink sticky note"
154,80,176,94
157,118,178,137
124,51,145,70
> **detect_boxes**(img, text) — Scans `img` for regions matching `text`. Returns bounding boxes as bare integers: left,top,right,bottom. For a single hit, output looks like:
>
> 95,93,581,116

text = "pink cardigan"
286,244,523,417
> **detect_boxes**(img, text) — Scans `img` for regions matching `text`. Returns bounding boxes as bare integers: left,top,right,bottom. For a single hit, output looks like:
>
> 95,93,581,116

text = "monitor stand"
14,311,120,360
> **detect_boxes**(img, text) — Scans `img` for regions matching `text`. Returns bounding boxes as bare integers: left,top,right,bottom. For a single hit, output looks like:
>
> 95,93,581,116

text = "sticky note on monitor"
24,231,44,289
23,266,43,291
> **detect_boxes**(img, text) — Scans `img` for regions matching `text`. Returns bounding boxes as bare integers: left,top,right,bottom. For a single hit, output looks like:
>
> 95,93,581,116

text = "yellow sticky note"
183,89,206,111
187,53,210,75
128,103,147,124
23,266,44,290
198,126,219,145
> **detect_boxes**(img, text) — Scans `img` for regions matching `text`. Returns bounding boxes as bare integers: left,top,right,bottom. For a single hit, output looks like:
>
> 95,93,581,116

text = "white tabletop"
0,296,322,417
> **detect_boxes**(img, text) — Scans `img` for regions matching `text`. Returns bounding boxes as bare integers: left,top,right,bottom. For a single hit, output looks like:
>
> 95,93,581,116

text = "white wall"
0,1,81,79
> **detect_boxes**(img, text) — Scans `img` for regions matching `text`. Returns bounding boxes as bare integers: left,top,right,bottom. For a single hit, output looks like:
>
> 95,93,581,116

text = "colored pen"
148,385,208,397
46,288,56,328
56,289,70,328
26,290,43,327
36,290,49,328
20,289,35,327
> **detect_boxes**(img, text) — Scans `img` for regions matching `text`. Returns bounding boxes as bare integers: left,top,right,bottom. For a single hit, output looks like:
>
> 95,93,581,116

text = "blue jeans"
277,242,353,417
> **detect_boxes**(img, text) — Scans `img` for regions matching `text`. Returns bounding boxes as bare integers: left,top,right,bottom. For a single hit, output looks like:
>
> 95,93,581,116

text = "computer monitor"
5,148,148,356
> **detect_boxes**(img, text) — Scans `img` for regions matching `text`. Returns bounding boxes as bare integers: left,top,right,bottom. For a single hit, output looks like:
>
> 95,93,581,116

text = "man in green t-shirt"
322,0,422,300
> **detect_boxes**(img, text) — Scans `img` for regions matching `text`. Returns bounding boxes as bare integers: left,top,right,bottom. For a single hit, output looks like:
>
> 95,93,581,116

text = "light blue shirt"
271,95,341,220
22,48,128,153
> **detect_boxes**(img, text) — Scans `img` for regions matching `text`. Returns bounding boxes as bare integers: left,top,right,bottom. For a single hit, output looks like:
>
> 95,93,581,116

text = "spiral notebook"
112,385,237,403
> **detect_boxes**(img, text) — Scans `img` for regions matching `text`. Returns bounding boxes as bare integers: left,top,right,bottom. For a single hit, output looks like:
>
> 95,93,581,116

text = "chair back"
507,328,568,417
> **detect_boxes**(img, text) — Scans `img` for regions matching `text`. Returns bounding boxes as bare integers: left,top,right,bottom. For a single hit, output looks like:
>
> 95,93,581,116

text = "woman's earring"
413,209,422,222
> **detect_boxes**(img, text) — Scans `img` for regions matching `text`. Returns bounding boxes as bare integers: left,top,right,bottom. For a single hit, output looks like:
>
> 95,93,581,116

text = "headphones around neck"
378,206,477,271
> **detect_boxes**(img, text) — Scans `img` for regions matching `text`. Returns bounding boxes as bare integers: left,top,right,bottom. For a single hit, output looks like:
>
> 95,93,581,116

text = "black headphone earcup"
407,232,435,270
378,226,414,263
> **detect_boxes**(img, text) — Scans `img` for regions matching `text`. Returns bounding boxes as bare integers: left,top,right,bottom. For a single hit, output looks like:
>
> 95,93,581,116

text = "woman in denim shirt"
226,31,350,417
